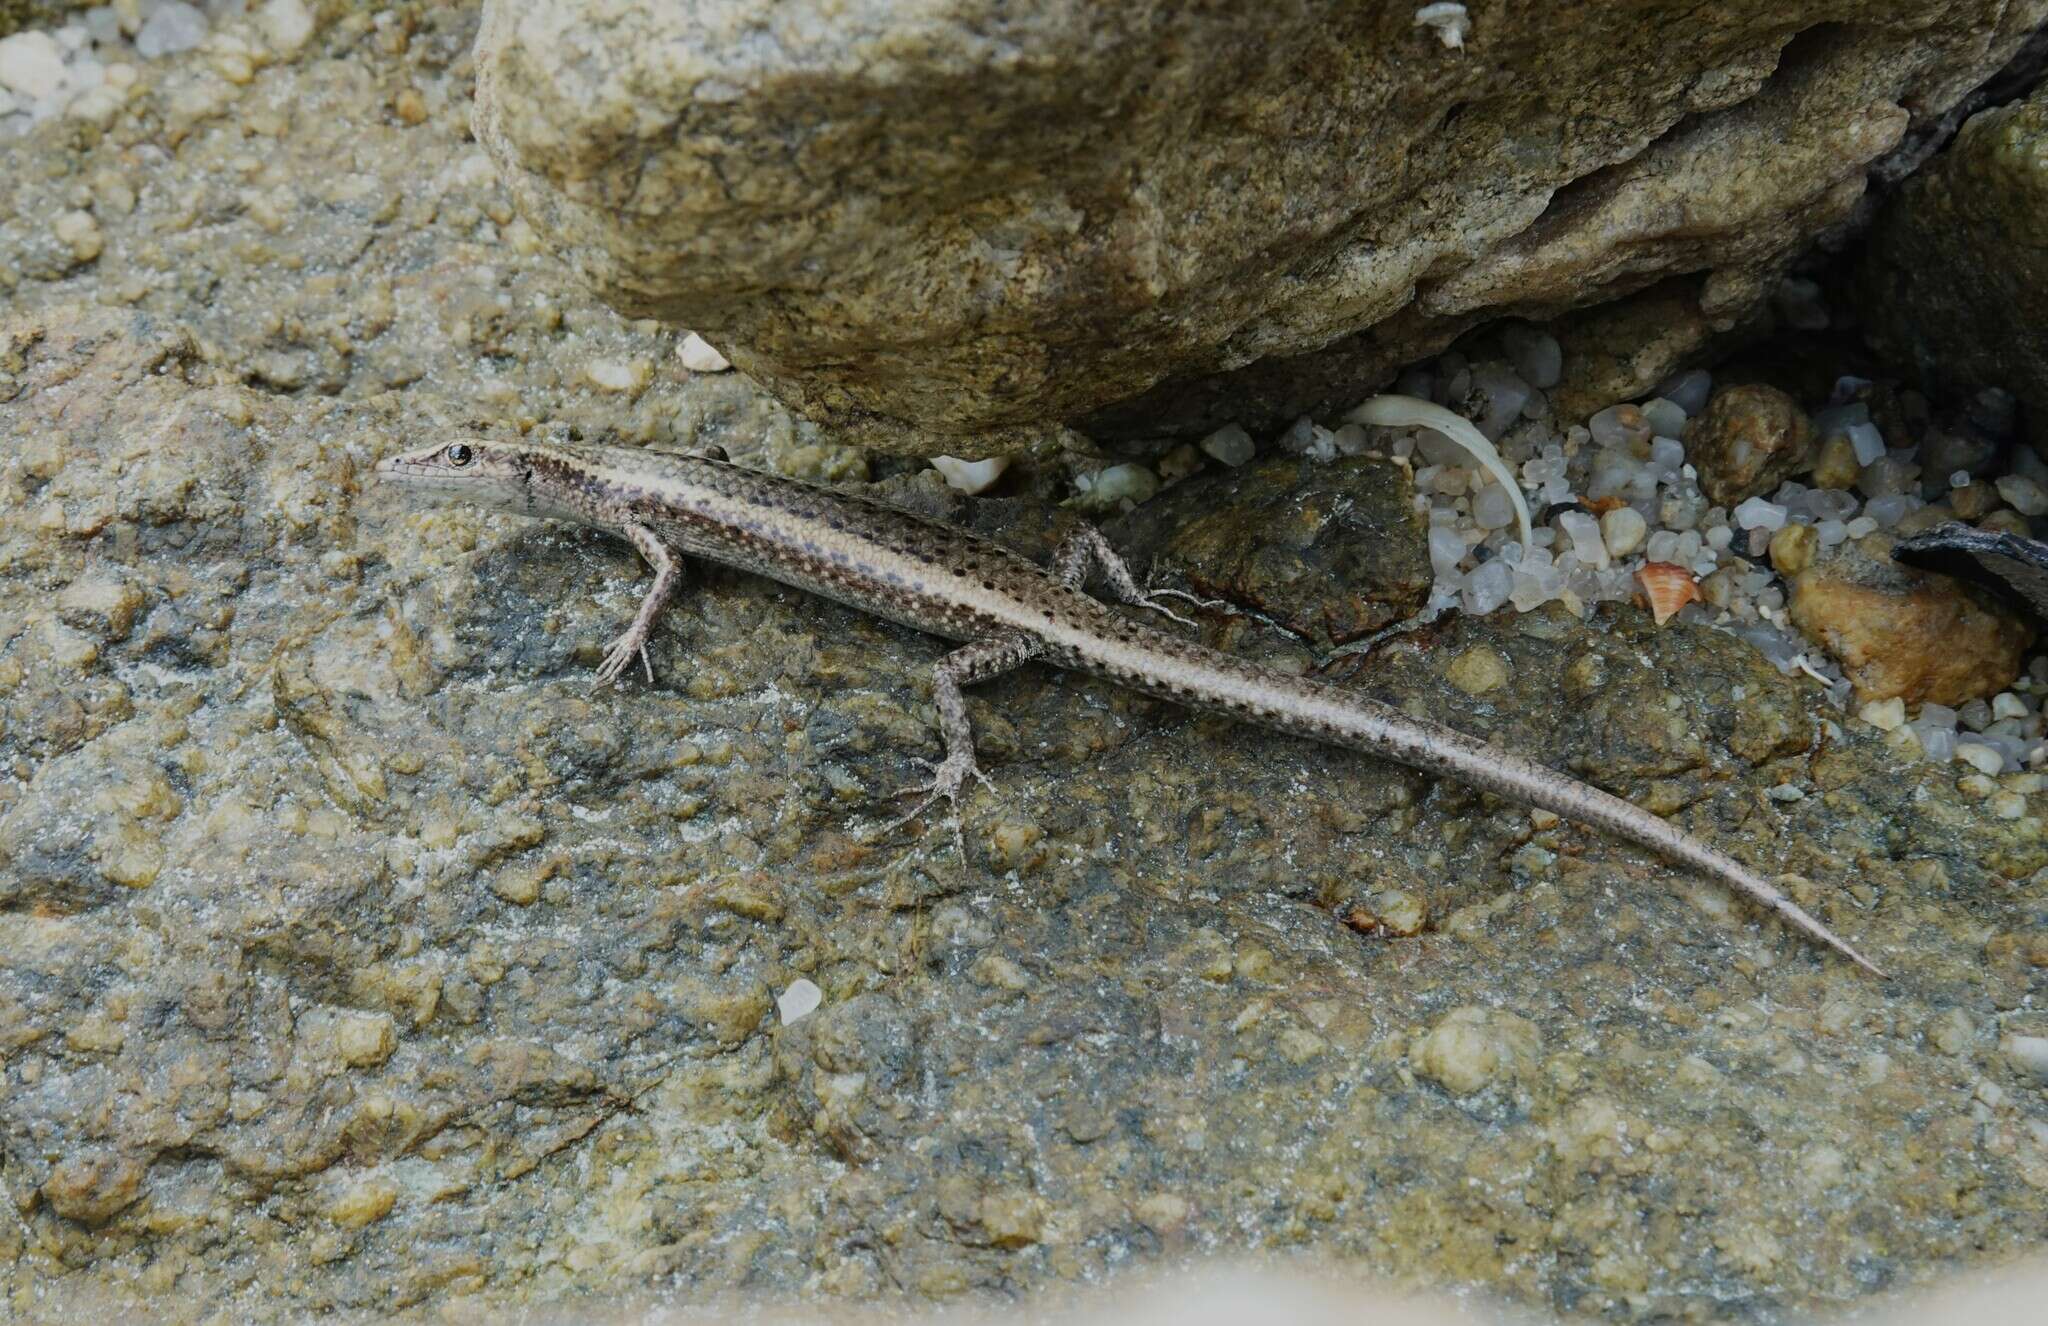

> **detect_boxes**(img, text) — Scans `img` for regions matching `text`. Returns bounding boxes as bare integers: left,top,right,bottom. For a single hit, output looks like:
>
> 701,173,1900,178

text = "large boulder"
1853,82,2048,458
474,0,2048,454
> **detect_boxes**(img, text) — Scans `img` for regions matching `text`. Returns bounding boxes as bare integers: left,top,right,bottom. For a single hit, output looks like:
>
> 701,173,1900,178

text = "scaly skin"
377,437,1884,976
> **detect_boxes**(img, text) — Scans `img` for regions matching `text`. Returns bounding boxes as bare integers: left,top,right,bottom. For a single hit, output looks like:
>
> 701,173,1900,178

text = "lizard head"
376,437,536,514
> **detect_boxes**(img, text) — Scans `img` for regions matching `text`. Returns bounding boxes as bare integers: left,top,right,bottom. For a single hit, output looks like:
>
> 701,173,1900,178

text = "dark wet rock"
1788,533,2035,704
1106,454,1430,649
474,1,2044,454
1855,83,2048,460
1894,521,2048,621
1684,383,1817,506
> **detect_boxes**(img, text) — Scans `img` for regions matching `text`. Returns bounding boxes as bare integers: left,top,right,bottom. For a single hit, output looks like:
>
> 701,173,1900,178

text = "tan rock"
473,0,2030,453
1788,538,2034,705
1684,384,1815,506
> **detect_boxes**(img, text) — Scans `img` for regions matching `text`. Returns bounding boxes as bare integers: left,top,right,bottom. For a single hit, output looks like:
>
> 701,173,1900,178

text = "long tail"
1081,628,1885,976
1364,713,1887,977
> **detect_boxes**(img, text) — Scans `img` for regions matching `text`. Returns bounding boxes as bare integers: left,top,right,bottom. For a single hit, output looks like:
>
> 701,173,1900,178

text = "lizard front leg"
1052,525,1229,629
596,521,687,685
885,631,1041,850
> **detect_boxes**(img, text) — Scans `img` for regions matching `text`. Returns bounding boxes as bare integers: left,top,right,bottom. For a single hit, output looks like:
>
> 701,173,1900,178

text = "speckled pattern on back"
376,437,1883,974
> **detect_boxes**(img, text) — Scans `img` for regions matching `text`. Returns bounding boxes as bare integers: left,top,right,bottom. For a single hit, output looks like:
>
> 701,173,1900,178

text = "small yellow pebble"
1768,522,1818,576
393,87,427,124
1445,645,1510,696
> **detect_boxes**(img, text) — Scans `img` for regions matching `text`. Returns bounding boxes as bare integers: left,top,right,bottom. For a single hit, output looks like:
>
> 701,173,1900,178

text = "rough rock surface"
5,6,2048,1326
0,0,86,38
1105,454,1432,649
472,0,2047,455
1788,535,2036,704
1854,83,2048,459
1685,383,1817,507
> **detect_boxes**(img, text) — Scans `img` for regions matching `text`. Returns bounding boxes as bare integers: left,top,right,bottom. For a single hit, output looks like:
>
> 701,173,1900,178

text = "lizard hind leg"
1052,525,1230,629
596,521,687,686
877,632,1041,858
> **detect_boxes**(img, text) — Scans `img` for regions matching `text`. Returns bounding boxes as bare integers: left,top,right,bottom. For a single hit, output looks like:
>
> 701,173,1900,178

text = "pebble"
1656,368,1713,415
134,2,208,58
931,455,1008,495
53,210,104,263
585,356,652,393
1683,384,1813,505
1769,522,1818,576
1811,434,1861,490
1356,888,1426,937
1072,462,1159,512
1733,496,1788,531
1410,1006,1541,1095
1413,2,1472,51
1949,481,2001,520
1461,556,1512,614
1199,422,1255,466
1641,397,1688,437
392,86,427,124
1857,697,1907,730
1846,422,1887,466
2003,1034,2048,1084
1996,474,2048,516
677,331,731,372
1927,1008,1976,1055
1588,403,1649,450
0,30,67,101
257,0,316,54
1786,538,2032,706
1471,480,1517,530
1557,509,1608,569
1446,645,1510,695
1958,742,2005,776
1599,506,1646,558
776,978,822,1025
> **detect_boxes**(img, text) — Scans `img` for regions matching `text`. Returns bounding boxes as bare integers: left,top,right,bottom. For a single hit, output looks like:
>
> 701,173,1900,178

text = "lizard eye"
446,444,474,467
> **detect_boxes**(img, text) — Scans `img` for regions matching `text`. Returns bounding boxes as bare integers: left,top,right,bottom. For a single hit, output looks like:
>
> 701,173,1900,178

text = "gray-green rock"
1855,83,2048,458
5,5,2048,1324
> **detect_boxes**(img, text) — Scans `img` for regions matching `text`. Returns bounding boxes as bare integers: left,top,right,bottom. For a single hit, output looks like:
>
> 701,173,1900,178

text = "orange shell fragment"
1635,562,1701,626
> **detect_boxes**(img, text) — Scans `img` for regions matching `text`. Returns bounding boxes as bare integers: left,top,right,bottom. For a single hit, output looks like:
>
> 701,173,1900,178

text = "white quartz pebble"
677,331,732,372
1600,506,1647,559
